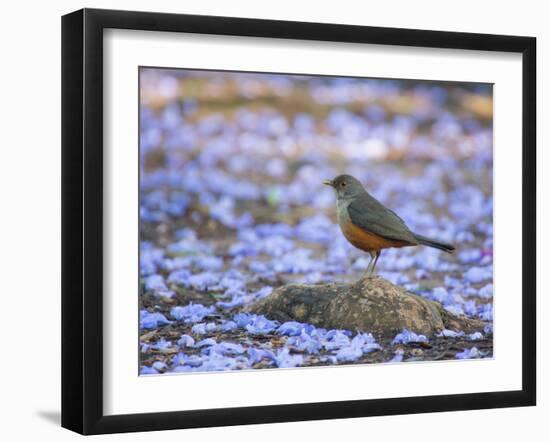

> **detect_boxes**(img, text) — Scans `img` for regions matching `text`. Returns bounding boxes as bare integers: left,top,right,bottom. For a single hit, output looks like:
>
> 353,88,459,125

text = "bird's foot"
360,271,378,280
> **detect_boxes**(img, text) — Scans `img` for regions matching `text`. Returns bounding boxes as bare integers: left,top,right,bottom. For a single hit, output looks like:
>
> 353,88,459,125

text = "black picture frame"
61,8,536,435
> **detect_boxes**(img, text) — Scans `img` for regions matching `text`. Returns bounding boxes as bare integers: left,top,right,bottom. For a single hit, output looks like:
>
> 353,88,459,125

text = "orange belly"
340,221,411,252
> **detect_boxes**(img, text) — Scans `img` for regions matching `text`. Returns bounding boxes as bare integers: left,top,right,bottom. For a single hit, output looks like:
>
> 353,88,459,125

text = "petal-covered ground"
138,69,493,375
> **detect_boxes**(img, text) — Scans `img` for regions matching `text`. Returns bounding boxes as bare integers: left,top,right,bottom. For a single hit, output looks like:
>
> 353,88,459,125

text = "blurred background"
138,68,493,372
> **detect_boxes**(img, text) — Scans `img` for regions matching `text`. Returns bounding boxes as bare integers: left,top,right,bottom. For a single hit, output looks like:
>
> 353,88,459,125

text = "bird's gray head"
323,174,366,200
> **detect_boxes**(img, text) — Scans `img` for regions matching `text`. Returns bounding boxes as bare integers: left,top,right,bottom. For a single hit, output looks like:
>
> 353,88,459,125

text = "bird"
324,174,454,278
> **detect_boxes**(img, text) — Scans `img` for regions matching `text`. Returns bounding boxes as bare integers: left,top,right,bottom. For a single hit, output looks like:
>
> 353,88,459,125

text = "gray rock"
249,277,485,339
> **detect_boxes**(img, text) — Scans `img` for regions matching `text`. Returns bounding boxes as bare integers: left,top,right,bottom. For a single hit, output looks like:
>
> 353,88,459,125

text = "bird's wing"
347,194,418,244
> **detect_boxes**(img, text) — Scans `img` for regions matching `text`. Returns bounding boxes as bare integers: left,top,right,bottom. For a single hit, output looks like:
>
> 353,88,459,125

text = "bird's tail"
413,233,455,253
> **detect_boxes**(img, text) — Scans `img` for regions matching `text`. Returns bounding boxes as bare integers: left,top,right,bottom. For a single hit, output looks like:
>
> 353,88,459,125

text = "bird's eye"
341,182,346,187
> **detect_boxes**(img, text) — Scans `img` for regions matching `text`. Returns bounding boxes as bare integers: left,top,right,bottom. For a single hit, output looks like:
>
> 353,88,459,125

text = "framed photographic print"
61,8,536,435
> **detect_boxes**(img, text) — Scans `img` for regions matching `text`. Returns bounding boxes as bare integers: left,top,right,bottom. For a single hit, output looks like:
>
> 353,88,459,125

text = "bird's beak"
323,179,334,187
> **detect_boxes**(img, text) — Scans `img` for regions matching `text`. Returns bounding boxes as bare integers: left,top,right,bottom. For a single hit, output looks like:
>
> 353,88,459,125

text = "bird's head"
323,174,365,199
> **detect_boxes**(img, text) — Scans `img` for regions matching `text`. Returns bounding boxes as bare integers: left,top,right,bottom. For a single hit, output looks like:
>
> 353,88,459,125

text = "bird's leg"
362,251,376,279
369,251,381,278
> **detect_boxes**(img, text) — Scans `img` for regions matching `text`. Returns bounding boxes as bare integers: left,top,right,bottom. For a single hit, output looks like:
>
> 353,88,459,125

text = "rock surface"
249,277,485,339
